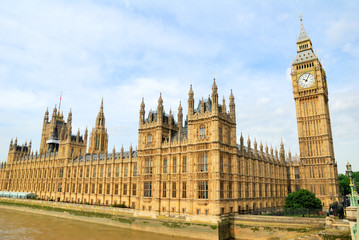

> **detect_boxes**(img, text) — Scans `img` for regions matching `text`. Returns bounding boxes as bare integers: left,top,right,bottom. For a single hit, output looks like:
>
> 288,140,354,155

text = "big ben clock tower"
291,17,340,207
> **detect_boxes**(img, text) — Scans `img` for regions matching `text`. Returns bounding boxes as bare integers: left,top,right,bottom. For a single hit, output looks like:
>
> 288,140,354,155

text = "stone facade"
0,19,340,215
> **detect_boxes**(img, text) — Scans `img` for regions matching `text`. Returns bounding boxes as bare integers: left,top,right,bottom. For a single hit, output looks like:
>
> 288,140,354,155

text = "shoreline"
0,199,218,240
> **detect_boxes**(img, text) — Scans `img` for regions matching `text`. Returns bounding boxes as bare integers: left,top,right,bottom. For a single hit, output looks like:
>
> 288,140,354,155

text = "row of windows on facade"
5,180,286,199
145,154,285,177
146,126,231,144
5,156,286,180
296,62,314,70
6,165,138,179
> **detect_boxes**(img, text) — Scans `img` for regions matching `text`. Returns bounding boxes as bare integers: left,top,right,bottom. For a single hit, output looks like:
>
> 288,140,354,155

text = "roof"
293,49,317,65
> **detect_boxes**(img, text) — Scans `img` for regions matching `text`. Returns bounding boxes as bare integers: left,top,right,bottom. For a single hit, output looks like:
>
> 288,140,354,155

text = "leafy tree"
284,189,322,210
338,173,350,196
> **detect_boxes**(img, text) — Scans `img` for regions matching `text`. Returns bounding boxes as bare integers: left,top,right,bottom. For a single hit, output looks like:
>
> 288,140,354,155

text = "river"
0,208,192,240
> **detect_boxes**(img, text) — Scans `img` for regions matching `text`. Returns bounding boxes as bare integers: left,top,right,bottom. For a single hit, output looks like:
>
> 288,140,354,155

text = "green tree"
284,189,322,210
338,173,350,196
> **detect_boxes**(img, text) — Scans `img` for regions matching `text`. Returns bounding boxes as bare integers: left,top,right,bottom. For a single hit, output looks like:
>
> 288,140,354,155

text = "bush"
284,189,322,211
110,203,128,208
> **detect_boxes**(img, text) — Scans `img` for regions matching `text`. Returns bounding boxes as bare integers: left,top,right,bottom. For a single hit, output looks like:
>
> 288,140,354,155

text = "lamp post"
346,161,358,207
345,161,358,240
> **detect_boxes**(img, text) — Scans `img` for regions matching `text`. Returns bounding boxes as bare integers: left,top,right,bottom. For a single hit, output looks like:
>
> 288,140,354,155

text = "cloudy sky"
0,0,358,173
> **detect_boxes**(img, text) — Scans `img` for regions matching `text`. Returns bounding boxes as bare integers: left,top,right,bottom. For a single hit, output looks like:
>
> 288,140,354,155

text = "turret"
52,105,57,119
140,98,145,125
44,108,49,122
280,139,285,162
211,78,218,113
229,90,235,121
188,85,194,115
84,127,88,142
157,93,163,124
67,109,72,125
222,96,226,114
9,138,13,150
169,108,173,126
178,101,183,131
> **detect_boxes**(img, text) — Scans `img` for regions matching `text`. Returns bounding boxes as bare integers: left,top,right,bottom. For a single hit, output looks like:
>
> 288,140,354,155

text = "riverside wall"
0,198,351,240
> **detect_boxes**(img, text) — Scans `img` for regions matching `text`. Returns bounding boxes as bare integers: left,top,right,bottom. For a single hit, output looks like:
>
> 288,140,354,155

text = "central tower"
290,17,340,206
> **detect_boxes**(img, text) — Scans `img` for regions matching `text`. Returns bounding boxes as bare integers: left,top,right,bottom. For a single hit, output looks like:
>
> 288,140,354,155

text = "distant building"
0,19,340,215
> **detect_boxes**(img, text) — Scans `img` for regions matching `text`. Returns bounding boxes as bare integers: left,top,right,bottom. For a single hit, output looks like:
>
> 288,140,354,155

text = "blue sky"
0,0,358,173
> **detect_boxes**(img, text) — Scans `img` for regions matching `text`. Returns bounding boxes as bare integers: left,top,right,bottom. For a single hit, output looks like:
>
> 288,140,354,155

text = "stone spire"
188,84,194,115
297,14,309,42
88,99,108,154
178,101,183,131
211,77,218,112
140,98,145,125
229,89,235,121
157,93,163,124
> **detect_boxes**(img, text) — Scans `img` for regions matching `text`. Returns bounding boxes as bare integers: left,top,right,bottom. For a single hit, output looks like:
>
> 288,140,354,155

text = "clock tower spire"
290,17,340,208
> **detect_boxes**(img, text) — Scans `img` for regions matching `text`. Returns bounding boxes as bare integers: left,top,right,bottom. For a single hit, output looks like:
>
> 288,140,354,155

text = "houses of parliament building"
0,19,340,216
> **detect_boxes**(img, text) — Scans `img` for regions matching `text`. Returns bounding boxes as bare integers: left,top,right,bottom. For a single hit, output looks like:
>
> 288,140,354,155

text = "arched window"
147,134,153,144
200,125,206,138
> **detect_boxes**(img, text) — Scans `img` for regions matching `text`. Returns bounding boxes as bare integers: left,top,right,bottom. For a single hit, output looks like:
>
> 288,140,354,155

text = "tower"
88,98,108,154
290,17,340,206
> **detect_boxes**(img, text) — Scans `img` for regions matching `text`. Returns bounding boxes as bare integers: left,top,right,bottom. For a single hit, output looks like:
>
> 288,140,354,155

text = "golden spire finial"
300,13,302,22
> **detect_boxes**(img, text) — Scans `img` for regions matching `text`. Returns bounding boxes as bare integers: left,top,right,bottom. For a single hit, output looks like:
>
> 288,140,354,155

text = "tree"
338,173,350,196
284,189,322,210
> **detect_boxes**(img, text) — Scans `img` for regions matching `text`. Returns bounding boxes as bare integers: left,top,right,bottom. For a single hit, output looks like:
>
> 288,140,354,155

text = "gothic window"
173,157,177,173
123,184,127,195
198,153,208,172
145,158,153,174
163,183,167,197
163,158,167,173
79,167,83,178
58,183,62,193
92,166,97,178
114,184,118,195
295,167,300,179
124,165,128,177
132,184,136,195
219,127,223,142
106,183,110,194
227,130,231,144
220,182,224,199
107,166,111,177
98,184,102,194
198,181,208,199
73,169,77,178
86,167,90,178
200,125,206,138
133,164,137,177
228,157,232,174
85,183,89,194
147,134,153,144
68,169,71,178
172,183,176,198
220,155,223,173
228,182,232,199
144,182,152,197
100,166,104,178
182,157,187,173
182,182,187,198
116,165,120,177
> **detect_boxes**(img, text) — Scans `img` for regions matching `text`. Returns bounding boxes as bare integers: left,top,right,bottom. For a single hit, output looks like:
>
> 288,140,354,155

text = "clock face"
298,73,315,88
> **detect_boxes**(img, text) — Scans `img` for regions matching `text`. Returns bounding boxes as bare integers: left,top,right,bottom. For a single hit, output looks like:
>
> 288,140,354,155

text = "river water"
0,208,192,240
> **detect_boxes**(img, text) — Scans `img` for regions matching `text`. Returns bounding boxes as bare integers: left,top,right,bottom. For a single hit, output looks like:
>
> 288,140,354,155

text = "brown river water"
0,208,192,240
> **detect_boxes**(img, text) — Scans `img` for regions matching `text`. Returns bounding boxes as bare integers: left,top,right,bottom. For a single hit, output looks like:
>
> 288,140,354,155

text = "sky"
0,0,358,174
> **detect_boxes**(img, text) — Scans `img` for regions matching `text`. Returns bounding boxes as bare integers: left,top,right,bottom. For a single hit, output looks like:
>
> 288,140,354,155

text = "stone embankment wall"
0,198,352,240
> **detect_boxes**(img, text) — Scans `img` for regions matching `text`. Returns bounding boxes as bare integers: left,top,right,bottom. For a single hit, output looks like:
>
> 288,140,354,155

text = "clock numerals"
298,73,315,88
